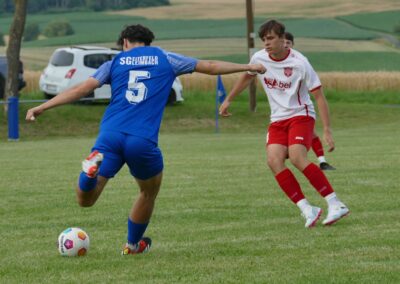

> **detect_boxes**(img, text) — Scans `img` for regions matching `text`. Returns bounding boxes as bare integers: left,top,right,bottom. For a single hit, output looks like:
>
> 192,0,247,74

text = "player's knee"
289,155,307,170
289,155,299,167
140,189,159,202
267,156,283,172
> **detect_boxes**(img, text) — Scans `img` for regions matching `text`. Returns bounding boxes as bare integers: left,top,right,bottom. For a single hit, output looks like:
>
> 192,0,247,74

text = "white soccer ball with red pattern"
58,227,90,257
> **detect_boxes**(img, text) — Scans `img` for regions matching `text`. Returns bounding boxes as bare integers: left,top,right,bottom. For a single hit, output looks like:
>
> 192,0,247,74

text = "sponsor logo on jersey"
263,77,292,90
284,67,293,77
295,136,304,140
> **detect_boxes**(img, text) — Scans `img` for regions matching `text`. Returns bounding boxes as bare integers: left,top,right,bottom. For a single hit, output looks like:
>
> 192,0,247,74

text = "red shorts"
266,116,315,150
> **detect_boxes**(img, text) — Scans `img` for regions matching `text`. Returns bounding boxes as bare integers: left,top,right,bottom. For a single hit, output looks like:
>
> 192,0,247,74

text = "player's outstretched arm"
26,78,100,121
194,60,265,75
311,87,335,152
219,73,255,117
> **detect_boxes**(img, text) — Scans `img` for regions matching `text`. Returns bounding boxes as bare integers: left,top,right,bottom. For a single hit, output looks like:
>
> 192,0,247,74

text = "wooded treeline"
0,0,170,13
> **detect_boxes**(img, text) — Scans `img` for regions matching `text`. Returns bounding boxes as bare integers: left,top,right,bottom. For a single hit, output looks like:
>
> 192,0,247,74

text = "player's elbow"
195,61,220,75
205,62,220,75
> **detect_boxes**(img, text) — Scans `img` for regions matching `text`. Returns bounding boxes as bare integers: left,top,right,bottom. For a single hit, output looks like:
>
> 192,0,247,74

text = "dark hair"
284,32,294,44
117,24,155,47
258,20,285,39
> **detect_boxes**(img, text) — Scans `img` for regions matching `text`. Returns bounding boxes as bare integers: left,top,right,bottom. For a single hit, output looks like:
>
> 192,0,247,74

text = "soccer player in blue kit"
26,24,266,255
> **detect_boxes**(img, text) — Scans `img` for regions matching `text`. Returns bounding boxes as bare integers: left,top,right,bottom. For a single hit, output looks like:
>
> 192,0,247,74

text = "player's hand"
219,100,232,117
323,128,335,152
249,64,266,74
26,106,44,122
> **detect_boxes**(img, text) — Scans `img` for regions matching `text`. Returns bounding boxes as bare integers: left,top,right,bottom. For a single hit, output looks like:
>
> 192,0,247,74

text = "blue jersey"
92,46,197,144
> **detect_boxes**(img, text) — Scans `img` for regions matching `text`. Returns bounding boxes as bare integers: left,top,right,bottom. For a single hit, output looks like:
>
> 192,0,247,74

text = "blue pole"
215,78,219,133
8,96,19,141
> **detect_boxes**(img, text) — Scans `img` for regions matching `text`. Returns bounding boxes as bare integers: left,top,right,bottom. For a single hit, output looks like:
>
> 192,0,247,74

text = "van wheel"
0,75,5,99
44,92,53,100
82,92,94,104
167,90,176,106
75,92,95,104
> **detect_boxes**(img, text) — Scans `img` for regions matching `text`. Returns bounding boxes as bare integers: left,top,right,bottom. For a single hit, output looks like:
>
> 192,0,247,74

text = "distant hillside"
337,10,400,34
109,0,400,20
0,13,378,48
0,0,170,14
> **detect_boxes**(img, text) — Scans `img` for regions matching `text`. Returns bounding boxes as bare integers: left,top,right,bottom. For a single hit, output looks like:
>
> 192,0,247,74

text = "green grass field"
1,89,400,139
0,91,399,283
1,4,399,282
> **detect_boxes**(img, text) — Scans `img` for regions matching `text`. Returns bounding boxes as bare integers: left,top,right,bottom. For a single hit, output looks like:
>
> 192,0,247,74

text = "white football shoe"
82,150,103,178
322,203,350,226
301,206,322,228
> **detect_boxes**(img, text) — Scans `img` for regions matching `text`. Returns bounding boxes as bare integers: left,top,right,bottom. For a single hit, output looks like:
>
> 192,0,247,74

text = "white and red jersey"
249,48,321,122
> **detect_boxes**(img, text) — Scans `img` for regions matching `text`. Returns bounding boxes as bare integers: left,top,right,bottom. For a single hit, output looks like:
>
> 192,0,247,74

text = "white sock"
325,192,340,207
318,156,327,164
296,199,311,213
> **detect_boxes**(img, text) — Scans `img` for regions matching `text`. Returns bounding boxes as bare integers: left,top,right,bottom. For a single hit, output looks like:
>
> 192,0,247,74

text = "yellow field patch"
21,70,400,95
109,0,400,19
178,72,400,93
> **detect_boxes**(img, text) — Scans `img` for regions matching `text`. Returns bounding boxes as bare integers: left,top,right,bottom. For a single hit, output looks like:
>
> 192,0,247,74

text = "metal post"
246,0,256,112
8,96,19,141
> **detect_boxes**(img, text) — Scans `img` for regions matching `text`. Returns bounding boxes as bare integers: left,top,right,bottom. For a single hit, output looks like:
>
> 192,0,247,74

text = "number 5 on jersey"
125,70,150,104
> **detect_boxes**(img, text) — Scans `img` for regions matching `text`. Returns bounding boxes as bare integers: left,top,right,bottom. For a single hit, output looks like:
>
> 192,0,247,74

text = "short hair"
258,20,285,39
117,24,155,47
284,32,294,44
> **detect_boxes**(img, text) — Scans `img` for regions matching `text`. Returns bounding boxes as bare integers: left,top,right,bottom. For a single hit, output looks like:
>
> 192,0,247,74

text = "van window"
50,50,74,66
84,54,115,69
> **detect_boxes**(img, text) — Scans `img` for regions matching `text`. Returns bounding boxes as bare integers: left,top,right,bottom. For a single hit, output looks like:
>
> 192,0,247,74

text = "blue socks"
127,218,148,245
78,172,98,192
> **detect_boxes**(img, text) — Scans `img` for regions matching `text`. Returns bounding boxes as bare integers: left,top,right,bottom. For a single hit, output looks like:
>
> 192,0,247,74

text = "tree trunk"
4,0,27,113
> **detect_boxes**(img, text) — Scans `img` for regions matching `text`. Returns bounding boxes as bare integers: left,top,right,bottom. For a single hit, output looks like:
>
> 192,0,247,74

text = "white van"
39,46,183,104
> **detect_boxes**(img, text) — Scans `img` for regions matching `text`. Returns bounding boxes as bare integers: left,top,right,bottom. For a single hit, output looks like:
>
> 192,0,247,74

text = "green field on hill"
272,18,378,40
338,10,400,34
1,10,397,72
0,11,380,48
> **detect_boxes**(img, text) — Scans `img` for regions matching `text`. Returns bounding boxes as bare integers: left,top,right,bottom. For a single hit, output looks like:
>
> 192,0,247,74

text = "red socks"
275,169,305,204
302,163,334,197
311,136,324,157
275,164,335,203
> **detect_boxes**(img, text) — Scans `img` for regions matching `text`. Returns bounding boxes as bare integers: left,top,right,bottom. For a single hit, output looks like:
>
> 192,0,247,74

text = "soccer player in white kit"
219,20,349,227
283,32,336,171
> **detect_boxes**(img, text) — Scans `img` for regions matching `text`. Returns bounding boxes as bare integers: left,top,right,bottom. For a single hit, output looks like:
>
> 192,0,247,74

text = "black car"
0,55,26,99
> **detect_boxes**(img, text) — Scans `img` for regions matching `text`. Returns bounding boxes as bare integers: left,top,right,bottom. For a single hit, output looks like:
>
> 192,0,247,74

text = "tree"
394,23,400,34
43,20,74,37
5,0,27,112
24,22,40,41
0,31,5,46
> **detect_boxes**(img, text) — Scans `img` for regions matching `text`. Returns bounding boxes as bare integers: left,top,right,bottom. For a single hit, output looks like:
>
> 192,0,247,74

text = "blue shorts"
92,131,163,180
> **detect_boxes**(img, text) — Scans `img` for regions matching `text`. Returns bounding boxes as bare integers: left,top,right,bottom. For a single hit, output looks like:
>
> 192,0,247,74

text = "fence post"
8,96,19,141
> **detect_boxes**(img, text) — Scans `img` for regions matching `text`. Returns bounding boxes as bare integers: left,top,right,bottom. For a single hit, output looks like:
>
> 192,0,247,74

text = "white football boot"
82,150,103,178
301,206,323,228
322,202,350,226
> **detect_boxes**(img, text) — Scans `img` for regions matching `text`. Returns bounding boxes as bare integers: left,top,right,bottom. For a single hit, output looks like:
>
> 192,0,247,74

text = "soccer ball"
58,227,90,257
